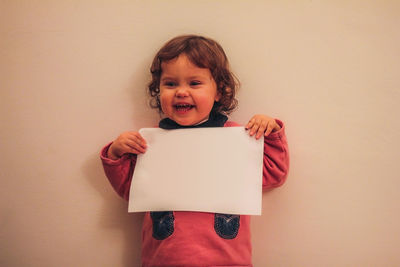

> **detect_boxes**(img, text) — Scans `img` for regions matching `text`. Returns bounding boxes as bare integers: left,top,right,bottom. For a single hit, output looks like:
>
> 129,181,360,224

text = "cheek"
159,92,170,112
196,96,216,111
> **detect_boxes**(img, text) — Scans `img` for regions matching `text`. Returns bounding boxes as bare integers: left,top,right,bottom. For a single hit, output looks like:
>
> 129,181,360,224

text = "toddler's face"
159,54,220,126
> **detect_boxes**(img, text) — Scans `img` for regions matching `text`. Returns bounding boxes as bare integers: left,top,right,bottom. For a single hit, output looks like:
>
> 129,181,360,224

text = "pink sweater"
100,120,289,266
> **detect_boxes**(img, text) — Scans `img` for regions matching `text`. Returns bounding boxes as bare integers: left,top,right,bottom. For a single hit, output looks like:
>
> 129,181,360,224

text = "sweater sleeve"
224,120,289,190
262,119,289,190
100,142,137,201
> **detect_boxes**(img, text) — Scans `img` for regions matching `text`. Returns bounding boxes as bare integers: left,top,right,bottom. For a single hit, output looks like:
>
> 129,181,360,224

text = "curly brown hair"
148,35,239,114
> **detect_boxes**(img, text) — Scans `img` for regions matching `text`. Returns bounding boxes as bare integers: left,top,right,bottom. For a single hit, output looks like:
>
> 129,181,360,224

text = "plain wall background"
1,1,399,266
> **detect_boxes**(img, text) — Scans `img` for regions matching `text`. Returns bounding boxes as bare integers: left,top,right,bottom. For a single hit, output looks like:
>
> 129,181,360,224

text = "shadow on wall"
82,153,144,266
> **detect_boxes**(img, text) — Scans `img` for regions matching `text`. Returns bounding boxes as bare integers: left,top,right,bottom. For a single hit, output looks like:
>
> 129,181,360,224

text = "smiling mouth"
174,104,195,112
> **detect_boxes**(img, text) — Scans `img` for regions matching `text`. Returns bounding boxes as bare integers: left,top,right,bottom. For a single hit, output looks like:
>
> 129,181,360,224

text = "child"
100,35,289,267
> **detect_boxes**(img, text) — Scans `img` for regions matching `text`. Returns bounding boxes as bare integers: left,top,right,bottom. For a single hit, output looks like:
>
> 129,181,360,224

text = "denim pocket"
150,211,175,240
214,213,240,239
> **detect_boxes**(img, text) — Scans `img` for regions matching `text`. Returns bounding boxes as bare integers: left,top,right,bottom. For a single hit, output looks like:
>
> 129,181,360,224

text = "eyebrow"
161,75,210,81
160,76,175,81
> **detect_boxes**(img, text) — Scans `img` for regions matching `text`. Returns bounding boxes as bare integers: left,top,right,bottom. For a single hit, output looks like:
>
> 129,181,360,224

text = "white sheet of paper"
128,127,263,215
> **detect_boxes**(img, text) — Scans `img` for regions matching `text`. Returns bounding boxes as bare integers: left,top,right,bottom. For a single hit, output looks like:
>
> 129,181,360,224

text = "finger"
129,133,147,149
274,123,281,131
126,140,146,153
134,132,147,146
124,143,145,155
264,123,274,137
131,148,145,154
249,119,261,136
256,121,267,139
245,118,255,130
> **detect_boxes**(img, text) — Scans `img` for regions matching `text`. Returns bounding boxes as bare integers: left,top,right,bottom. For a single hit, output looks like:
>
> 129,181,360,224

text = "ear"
215,83,225,102
215,91,222,102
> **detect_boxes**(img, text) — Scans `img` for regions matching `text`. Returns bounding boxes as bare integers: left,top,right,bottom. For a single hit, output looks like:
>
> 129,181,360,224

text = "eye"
190,80,201,86
163,81,177,87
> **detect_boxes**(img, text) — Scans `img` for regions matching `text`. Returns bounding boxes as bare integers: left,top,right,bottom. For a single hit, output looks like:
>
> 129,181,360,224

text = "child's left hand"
245,114,281,139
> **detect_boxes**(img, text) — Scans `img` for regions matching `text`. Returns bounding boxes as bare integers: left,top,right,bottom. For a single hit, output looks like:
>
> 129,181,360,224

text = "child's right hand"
107,131,147,160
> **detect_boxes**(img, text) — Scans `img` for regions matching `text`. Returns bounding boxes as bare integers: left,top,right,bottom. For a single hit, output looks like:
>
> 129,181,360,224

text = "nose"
175,86,189,97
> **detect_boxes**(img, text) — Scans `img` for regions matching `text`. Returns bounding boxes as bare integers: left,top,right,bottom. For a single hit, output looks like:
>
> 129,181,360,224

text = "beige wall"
1,1,400,266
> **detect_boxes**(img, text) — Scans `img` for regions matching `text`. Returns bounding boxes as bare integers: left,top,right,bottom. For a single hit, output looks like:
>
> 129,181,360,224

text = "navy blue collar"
159,110,228,129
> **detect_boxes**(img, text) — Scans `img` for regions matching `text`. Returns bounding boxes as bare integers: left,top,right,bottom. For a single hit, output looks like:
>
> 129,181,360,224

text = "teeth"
175,104,192,108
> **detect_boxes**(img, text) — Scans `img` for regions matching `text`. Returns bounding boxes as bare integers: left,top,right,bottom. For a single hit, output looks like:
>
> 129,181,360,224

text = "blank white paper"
128,127,264,215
